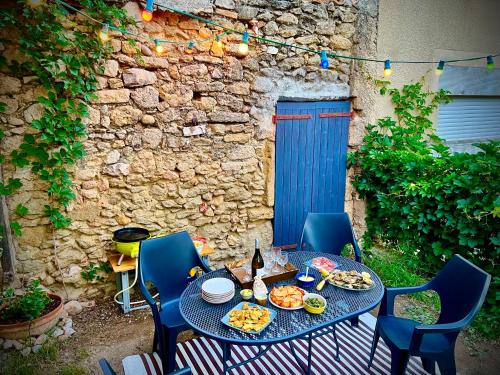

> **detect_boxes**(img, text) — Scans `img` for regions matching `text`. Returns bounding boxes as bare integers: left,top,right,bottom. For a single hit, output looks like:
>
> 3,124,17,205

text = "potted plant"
0,279,63,339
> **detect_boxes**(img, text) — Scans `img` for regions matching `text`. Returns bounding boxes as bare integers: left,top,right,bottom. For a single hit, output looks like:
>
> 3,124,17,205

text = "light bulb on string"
154,39,164,54
142,0,154,22
435,60,445,76
27,0,44,8
238,31,249,57
185,41,194,55
383,59,392,77
99,23,110,43
216,35,223,49
320,51,329,69
487,55,495,71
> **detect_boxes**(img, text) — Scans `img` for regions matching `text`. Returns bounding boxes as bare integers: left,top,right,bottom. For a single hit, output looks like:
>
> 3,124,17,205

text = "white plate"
268,287,308,310
202,278,235,296
202,291,235,304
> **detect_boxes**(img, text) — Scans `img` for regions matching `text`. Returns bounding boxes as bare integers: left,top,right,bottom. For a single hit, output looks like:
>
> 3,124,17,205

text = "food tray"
221,302,277,334
328,280,375,291
225,262,298,289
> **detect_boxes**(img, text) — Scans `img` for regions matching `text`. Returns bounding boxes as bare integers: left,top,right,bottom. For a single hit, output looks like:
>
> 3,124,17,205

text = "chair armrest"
409,321,464,352
352,239,362,263
98,359,118,375
379,284,431,316
138,278,159,307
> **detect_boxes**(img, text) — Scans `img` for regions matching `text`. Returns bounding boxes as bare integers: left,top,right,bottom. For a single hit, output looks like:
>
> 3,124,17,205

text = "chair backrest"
431,254,491,324
138,231,203,305
299,212,357,256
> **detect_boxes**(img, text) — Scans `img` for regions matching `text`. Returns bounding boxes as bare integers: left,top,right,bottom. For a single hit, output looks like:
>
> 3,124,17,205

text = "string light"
435,60,445,76
320,51,329,69
185,41,194,55
238,31,249,56
154,39,164,54
383,59,392,76
98,23,110,42
487,55,495,71
27,0,44,7
216,35,223,49
142,0,154,22
56,1,499,78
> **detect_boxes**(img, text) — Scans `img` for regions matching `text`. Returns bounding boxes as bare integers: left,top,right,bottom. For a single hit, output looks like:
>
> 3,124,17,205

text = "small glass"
272,248,282,272
242,262,252,282
262,248,274,274
278,252,288,269
255,293,268,306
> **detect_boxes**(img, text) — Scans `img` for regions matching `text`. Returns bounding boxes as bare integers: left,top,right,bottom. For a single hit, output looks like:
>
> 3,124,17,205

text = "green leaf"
10,221,22,237
15,204,29,217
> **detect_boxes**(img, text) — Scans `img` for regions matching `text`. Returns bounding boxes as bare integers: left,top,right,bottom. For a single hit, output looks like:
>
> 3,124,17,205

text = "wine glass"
262,248,274,274
272,248,282,272
242,262,252,282
278,252,288,269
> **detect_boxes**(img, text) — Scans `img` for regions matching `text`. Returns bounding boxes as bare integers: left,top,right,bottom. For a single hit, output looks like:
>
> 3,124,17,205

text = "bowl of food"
303,293,327,314
296,272,316,288
240,289,253,301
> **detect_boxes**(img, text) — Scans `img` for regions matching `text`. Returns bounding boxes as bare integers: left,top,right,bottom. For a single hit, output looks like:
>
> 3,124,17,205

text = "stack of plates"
201,278,235,304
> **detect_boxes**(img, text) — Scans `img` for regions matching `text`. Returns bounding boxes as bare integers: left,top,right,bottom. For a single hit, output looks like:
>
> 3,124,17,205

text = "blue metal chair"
368,254,491,375
98,358,191,375
299,212,362,262
138,231,210,374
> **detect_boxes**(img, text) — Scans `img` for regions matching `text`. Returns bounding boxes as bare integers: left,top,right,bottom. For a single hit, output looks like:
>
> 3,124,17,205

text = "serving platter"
221,302,277,334
268,286,308,310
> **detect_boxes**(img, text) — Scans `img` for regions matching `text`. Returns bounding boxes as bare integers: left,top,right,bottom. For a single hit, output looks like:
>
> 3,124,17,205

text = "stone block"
0,75,21,94
0,95,18,114
227,145,255,160
92,89,130,104
23,103,44,123
110,105,142,126
330,35,353,50
223,133,252,143
131,86,159,109
248,207,274,221
208,112,250,123
276,13,299,25
103,60,119,77
123,68,157,87
142,128,163,149
140,56,169,69
194,81,225,92
227,82,250,95
215,0,235,10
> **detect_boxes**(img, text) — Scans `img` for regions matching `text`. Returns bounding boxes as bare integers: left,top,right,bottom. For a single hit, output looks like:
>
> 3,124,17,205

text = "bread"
270,286,305,308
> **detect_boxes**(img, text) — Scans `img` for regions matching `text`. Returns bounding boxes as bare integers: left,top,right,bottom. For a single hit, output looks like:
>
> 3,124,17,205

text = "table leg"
332,327,340,361
307,334,313,375
120,271,131,314
222,342,230,375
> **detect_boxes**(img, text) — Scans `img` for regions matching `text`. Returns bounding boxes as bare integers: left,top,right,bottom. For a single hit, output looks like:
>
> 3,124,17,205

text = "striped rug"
174,313,427,375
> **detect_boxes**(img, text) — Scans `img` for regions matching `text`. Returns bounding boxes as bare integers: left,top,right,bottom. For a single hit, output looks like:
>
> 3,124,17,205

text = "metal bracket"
272,114,312,124
318,112,353,118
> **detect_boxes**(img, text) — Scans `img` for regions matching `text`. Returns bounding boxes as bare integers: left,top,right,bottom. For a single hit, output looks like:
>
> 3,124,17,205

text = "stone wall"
0,0,378,298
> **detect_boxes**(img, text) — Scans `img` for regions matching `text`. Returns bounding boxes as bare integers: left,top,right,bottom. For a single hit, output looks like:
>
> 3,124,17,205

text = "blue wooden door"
274,101,350,247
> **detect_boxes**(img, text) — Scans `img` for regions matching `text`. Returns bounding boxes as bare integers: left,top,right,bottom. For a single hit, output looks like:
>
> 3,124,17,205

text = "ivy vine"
0,0,132,234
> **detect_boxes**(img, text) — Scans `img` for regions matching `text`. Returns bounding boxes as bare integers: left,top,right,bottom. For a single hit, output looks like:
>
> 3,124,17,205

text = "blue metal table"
179,251,384,374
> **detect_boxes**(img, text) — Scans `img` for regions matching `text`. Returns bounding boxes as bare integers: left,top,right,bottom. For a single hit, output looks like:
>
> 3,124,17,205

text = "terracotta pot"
0,293,64,340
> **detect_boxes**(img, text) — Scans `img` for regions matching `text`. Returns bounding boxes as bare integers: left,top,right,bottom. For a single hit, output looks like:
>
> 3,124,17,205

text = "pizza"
269,285,305,308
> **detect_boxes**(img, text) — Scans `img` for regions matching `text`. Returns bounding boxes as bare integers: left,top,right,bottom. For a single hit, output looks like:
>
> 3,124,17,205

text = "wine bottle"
251,238,265,278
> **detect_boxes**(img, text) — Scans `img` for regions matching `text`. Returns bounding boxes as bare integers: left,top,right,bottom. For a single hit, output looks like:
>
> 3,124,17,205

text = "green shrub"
0,279,50,322
349,81,499,334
